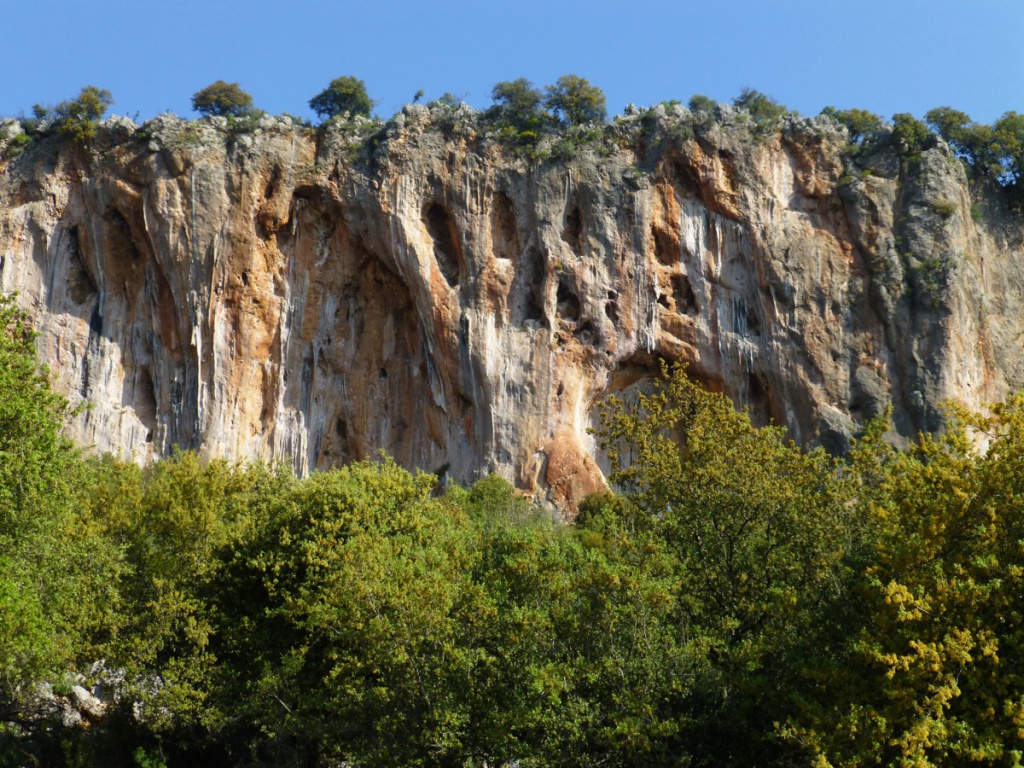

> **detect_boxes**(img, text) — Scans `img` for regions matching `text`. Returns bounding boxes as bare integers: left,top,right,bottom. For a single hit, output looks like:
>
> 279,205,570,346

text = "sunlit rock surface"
1,108,1021,510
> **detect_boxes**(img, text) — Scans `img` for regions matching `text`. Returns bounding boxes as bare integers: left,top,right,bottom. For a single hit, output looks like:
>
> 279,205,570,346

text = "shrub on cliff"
544,74,607,126
821,105,886,145
688,93,717,121
890,112,931,157
928,106,1024,188
487,78,548,149
732,87,788,128
309,76,374,121
34,86,114,144
191,80,254,118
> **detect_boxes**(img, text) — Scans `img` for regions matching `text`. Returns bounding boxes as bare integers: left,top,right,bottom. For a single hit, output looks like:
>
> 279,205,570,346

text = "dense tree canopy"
4,309,1024,766
0,295,122,735
544,74,606,126
191,80,254,117
308,76,373,121
490,78,544,126
927,106,1024,185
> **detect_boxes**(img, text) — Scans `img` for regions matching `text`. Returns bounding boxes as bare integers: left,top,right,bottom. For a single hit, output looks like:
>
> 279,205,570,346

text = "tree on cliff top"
490,78,545,126
927,106,1024,187
544,74,606,126
309,76,374,121
732,87,787,126
34,86,113,144
191,80,254,117
820,106,886,145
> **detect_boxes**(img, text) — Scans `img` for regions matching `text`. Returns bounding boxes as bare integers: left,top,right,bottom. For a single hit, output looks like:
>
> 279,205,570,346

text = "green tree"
544,74,607,126
43,86,113,144
592,363,862,765
822,106,886,144
487,78,547,149
786,401,1024,766
102,454,293,742
732,87,787,126
191,80,254,118
0,295,124,741
891,112,931,156
925,106,974,147
449,476,692,767
246,459,484,767
490,78,545,127
926,107,1024,188
992,111,1024,186
688,94,717,120
308,76,373,121
924,106,998,178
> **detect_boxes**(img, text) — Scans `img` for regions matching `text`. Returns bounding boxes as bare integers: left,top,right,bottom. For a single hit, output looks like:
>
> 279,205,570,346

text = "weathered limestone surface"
1,107,1022,509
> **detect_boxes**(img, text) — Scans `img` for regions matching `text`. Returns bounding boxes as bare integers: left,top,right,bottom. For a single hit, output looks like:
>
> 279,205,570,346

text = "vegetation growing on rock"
190,80,254,118
5,78,1021,204
25,86,113,145
308,75,374,121
543,74,607,126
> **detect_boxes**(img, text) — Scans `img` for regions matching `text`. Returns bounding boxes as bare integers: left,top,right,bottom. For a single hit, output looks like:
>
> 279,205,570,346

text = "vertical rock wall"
1,107,1021,509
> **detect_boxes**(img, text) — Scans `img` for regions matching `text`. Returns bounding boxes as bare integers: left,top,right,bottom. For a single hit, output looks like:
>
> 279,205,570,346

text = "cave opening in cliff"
65,225,98,305
490,192,519,262
562,202,584,256
605,292,620,325
556,277,581,322
511,245,547,325
672,273,698,315
423,202,463,287
103,206,142,262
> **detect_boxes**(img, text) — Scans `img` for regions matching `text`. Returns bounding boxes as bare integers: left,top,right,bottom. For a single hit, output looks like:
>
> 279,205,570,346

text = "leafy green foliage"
0,295,123,731
308,76,373,121
4,131,34,157
544,74,606,126
688,93,717,122
36,86,114,144
891,112,931,157
821,106,886,144
486,78,547,151
247,460,481,766
732,87,788,128
6,317,1024,767
429,92,461,108
787,400,1024,766
190,81,253,118
927,106,1024,188
489,78,545,127
592,363,863,764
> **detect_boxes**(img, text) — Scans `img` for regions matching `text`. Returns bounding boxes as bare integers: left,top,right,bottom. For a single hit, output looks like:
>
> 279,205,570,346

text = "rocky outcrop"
1,106,1022,510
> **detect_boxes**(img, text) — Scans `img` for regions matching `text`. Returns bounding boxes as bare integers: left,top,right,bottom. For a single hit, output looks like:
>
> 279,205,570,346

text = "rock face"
1,108,1022,509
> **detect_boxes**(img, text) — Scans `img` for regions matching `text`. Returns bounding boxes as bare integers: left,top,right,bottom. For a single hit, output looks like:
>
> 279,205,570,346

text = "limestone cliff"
1,105,1022,509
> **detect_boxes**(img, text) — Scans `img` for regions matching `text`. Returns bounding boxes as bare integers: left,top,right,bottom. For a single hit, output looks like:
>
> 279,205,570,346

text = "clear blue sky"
1,0,1020,125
